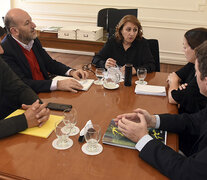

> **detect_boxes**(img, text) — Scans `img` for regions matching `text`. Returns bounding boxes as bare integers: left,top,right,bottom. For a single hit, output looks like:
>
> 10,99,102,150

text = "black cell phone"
47,102,72,111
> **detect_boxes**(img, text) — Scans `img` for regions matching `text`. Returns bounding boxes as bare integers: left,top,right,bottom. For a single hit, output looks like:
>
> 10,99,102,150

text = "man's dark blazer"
139,107,207,180
1,34,70,93
0,57,38,138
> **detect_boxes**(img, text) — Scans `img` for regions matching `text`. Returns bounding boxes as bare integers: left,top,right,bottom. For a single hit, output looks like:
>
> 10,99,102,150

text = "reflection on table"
0,72,178,180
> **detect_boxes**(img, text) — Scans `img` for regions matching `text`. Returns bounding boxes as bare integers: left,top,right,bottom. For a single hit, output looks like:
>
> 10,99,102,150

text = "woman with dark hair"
92,15,156,74
167,27,207,114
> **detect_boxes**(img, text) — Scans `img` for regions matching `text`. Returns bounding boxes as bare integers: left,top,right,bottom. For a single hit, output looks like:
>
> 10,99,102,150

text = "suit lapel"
8,35,33,77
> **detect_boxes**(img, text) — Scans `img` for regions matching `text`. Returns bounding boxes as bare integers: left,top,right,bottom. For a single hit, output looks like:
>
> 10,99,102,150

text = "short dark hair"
115,15,143,42
195,40,207,80
184,28,207,49
4,13,16,33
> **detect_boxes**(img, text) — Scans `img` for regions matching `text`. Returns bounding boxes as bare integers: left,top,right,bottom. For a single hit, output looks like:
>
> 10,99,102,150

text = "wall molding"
34,17,96,24
141,17,207,28
31,11,207,29
23,0,207,12
45,47,94,56
161,56,187,65
160,50,186,65
20,0,205,65
161,50,184,56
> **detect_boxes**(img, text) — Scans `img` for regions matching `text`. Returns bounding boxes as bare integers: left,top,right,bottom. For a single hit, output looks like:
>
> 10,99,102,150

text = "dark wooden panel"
38,31,105,53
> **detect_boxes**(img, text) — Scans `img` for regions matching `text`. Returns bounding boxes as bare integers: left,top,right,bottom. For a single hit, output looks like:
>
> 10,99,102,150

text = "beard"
18,29,37,44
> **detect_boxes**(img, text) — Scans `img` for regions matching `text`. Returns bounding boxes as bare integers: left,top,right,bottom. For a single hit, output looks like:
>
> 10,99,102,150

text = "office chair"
0,17,6,38
108,9,138,37
97,8,138,37
0,26,6,40
97,8,117,32
147,39,160,72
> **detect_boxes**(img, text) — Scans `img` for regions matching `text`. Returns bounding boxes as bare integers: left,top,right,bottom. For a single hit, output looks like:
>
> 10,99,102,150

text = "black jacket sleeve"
139,139,207,180
158,108,206,135
139,108,207,180
175,62,195,83
2,49,53,93
33,38,70,75
92,38,113,68
0,35,71,93
0,57,39,138
171,77,207,113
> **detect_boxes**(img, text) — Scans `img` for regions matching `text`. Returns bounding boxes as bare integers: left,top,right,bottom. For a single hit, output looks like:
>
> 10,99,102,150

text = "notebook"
6,109,63,138
53,76,94,91
135,84,166,96
102,119,167,149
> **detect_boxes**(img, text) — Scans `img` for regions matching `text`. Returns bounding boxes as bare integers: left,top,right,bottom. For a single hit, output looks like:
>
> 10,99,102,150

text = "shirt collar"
12,35,34,51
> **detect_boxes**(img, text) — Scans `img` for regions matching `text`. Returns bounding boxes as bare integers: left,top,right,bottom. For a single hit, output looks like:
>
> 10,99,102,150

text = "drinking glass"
62,108,79,136
103,72,120,89
54,122,73,149
84,124,101,152
94,68,105,85
136,68,147,85
116,65,125,80
108,66,122,81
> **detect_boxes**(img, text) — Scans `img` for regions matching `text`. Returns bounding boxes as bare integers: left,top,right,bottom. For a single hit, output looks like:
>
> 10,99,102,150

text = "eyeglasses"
82,63,95,74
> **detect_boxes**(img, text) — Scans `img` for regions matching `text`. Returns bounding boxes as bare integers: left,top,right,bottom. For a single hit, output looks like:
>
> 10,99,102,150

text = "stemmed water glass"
136,68,147,85
52,121,73,150
62,108,79,136
82,124,103,155
94,68,105,85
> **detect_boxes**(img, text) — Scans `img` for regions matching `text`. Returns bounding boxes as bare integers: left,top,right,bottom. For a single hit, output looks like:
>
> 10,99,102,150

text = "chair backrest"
97,8,138,37
0,26,6,38
108,9,138,37
147,39,160,72
97,8,117,31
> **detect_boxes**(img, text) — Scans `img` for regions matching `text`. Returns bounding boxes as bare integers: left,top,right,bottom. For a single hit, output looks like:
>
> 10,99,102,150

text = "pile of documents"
40,26,61,33
135,84,166,96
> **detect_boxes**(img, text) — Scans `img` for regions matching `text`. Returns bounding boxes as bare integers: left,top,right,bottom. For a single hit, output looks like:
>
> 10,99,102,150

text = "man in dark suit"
115,40,207,180
0,44,50,138
1,8,88,93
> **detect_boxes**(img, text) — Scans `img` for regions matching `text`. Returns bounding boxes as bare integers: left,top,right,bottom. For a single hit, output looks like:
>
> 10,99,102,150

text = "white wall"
0,0,10,27
11,0,207,65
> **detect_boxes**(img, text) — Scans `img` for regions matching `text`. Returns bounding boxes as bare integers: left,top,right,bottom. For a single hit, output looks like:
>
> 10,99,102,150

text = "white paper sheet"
53,76,94,91
135,84,166,96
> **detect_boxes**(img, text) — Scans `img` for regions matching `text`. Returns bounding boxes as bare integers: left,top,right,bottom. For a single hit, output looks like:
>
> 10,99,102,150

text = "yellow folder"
6,109,63,138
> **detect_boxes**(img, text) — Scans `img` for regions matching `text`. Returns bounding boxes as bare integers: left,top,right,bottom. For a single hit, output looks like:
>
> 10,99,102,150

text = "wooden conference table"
0,72,178,180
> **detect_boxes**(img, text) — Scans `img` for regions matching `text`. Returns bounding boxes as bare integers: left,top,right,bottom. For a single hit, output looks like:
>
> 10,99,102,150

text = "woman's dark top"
92,36,156,73
176,62,195,84
171,62,207,113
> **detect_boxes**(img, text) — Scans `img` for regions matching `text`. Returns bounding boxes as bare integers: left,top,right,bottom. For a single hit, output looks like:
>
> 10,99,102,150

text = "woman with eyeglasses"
92,15,156,75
